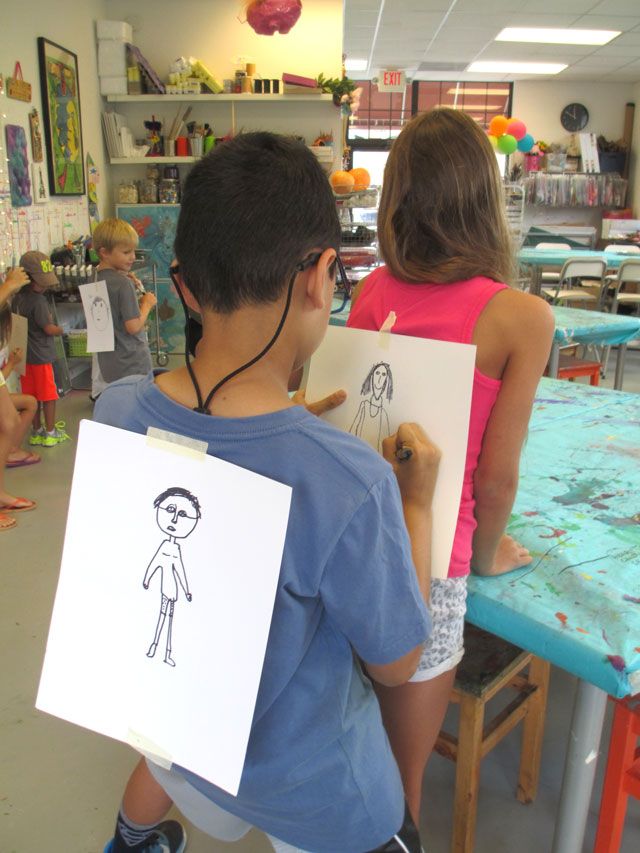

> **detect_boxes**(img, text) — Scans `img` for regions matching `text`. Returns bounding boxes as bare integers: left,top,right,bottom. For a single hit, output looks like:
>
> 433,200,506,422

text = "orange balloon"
489,115,508,137
330,170,355,194
349,167,370,191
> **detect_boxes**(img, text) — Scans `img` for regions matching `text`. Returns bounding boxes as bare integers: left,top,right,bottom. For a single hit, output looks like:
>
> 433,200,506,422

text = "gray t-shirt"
96,268,152,383
13,288,57,365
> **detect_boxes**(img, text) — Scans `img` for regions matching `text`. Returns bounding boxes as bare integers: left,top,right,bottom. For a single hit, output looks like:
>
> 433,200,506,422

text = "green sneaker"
42,423,71,447
29,429,45,446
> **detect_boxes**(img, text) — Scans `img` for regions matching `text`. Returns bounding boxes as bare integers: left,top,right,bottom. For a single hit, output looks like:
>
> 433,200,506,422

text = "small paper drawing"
90,296,110,331
144,487,201,667
350,361,394,451
79,280,114,353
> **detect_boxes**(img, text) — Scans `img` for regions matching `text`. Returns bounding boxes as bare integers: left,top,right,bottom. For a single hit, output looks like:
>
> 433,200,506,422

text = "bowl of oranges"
329,167,371,195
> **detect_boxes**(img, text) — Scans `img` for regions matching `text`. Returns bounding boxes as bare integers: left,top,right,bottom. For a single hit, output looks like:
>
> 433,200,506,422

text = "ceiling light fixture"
495,27,620,46
344,58,368,72
467,61,567,75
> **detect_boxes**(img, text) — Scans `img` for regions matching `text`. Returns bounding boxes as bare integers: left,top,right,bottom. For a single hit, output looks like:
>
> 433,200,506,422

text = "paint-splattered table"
466,377,640,853
549,306,640,390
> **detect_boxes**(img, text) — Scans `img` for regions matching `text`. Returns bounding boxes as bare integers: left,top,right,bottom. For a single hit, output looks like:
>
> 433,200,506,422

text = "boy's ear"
172,269,202,313
305,248,337,309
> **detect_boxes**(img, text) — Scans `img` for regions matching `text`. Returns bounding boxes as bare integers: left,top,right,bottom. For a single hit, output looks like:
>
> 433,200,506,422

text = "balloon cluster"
487,116,535,155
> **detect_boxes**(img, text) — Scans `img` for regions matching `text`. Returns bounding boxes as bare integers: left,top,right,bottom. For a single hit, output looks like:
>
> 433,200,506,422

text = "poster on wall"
37,37,86,196
306,325,476,580
5,125,32,207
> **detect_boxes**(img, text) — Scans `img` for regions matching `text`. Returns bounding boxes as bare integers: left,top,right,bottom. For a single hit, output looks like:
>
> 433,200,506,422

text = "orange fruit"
330,170,355,194
349,167,370,191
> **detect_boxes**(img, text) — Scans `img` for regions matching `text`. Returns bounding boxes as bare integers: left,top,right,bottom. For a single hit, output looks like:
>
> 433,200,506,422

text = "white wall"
512,80,635,147
1,0,108,258
105,0,342,83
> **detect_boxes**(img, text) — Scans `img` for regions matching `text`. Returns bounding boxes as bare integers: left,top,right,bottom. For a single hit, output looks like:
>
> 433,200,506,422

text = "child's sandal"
0,512,17,531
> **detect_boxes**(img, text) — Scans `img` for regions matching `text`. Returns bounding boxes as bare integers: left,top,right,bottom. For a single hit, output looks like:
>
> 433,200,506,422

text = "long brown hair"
378,108,514,285
0,304,11,349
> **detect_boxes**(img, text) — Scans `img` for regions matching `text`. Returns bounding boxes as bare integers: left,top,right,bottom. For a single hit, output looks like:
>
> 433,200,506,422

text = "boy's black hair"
153,487,202,518
174,132,341,314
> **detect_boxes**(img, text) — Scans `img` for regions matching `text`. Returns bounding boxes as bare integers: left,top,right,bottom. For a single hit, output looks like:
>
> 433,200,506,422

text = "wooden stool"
594,695,640,853
434,624,551,853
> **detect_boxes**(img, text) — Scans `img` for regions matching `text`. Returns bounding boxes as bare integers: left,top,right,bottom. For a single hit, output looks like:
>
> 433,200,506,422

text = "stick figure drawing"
349,362,394,451
143,487,201,667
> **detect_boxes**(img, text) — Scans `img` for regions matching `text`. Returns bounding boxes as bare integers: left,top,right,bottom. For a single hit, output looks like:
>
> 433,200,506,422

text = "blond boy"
93,219,157,385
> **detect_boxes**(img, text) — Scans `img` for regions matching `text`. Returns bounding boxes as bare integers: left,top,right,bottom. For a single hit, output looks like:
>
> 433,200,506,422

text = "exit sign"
377,70,406,93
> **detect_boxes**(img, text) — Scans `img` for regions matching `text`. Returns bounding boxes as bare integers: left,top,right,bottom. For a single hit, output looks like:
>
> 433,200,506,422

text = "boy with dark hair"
96,132,439,853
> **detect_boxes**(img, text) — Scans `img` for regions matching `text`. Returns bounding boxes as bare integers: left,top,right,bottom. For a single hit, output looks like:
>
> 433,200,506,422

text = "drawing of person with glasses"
350,362,394,452
143,487,201,667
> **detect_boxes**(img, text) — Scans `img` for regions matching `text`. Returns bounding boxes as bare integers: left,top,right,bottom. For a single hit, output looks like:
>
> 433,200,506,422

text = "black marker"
395,445,413,462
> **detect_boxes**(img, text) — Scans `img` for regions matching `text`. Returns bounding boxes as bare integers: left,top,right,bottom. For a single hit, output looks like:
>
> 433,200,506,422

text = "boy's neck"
97,262,122,272
156,303,300,418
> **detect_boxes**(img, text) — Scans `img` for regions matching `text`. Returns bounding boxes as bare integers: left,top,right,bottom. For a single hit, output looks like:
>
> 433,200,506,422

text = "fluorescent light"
447,87,510,96
496,27,620,46
467,61,567,75
345,58,368,72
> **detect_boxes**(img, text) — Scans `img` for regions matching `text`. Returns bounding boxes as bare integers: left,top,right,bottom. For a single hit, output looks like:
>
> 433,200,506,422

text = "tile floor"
2,350,640,853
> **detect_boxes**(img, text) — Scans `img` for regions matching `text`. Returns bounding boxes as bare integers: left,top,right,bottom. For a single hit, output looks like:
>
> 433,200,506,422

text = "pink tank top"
347,267,508,578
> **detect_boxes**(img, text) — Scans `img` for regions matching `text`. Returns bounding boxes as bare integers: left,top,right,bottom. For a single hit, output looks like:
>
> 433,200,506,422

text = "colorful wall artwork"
5,125,32,208
116,204,185,354
37,38,85,196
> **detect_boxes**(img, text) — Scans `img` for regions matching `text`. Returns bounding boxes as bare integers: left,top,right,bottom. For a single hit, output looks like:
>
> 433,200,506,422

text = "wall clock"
560,103,589,132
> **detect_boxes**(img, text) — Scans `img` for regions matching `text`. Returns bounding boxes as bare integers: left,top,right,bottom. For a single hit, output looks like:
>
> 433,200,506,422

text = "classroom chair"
541,258,607,307
594,694,640,853
435,624,550,853
605,258,640,316
535,242,572,290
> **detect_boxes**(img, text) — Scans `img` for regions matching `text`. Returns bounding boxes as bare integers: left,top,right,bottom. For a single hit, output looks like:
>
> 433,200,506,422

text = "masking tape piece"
127,728,174,769
378,311,397,350
146,427,207,460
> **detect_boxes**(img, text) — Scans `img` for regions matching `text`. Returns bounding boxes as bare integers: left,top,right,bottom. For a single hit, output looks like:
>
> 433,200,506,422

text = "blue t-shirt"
94,372,430,852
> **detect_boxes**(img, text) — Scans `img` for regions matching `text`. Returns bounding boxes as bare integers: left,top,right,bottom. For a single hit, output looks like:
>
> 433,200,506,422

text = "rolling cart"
133,249,169,367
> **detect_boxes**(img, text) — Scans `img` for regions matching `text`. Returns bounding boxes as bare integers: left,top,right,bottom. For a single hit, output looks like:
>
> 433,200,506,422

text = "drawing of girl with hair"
350,361,393,451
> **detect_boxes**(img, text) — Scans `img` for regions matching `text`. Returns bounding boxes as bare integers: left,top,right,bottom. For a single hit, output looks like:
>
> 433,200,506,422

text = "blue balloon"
517,133,535,153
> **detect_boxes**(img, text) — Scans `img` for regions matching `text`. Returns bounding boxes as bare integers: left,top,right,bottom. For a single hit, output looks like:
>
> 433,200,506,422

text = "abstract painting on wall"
37,37,85,195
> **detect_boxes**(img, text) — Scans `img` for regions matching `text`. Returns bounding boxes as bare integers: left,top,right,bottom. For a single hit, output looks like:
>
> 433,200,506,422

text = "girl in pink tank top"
348,108,554,829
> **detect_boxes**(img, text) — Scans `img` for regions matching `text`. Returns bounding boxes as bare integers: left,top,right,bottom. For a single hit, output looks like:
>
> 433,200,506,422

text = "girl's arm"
471,293,554,576
0,267,29,308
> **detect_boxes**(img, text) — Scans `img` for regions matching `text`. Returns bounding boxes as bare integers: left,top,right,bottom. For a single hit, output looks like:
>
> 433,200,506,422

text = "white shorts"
409,577,468,682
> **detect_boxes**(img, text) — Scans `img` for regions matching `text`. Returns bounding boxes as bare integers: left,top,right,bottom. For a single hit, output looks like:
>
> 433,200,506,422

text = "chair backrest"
617,258,640,284
559,258,606,281
535,242,571,251
604,244,640,255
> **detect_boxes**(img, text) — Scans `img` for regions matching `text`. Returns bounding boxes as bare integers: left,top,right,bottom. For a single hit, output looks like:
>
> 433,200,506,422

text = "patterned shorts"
410,576,468,682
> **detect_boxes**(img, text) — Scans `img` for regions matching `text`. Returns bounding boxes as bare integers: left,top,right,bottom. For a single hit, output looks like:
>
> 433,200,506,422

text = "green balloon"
497,133,517,155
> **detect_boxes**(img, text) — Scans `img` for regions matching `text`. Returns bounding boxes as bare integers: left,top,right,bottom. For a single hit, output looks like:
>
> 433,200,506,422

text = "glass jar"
139,178,159,204
117,180,138,204
159,178,180,204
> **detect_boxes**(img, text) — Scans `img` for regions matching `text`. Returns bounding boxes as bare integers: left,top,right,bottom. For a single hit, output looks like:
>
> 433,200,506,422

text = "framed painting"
37,37,85,196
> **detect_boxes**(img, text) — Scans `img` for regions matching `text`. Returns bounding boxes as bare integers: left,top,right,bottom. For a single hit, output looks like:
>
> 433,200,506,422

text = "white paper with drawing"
306,325,475,579
79,280,114,353
37,419,292,795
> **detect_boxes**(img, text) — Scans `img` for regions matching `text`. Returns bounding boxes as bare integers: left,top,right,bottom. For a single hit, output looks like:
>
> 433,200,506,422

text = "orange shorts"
20,363,58,402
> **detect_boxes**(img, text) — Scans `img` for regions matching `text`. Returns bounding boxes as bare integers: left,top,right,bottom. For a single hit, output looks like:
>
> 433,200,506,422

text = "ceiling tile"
573,15,640,30
501,13,583,27
532,0,606,11
591,0,640,13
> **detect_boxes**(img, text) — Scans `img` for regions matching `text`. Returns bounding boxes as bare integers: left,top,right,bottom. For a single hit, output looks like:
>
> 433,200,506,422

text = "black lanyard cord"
172,266,300,415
